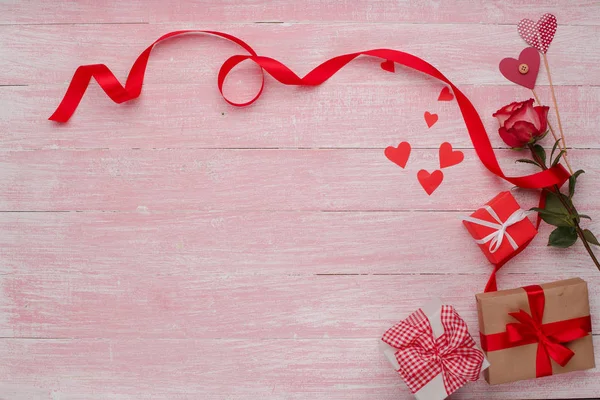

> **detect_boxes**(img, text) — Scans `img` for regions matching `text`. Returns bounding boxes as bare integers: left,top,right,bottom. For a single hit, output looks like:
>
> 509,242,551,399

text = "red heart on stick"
518,13,557,54
424,112,438,128
380,60,395,73
417,169,444,195
439,142,464,169
499,47,540,89
438,87,454,101
384,142,411,168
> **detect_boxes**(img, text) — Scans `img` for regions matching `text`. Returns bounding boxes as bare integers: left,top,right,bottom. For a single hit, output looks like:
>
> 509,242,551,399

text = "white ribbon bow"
463,206,531,253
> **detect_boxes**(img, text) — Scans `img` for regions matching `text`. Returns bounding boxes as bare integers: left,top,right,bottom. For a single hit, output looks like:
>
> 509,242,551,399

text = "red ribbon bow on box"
382,305,484,395
481,285,592,378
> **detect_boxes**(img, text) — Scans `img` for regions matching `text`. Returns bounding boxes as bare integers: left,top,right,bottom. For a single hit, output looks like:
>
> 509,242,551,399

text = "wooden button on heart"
519,63,529,74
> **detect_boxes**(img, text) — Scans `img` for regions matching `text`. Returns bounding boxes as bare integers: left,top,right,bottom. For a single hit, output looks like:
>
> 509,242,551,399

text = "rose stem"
542,53,573,174
531,89,573,173
528,143,600,271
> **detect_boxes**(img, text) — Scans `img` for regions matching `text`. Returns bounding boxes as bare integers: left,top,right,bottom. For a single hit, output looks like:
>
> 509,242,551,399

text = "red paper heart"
439,142,464,169
417,169,443,196
437,87,454,101
517,13,557,54
424,112,438,128
380,60,395,73
384,142,411,168
499,47,540,89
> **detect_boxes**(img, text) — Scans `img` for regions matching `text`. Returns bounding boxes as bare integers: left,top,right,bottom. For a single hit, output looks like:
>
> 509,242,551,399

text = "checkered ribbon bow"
382,306,484,395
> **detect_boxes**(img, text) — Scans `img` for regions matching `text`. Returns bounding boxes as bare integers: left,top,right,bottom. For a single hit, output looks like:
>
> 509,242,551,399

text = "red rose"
493,99,549,148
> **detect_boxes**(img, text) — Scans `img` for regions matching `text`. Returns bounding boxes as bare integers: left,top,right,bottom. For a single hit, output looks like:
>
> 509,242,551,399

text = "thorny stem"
528,144,600,271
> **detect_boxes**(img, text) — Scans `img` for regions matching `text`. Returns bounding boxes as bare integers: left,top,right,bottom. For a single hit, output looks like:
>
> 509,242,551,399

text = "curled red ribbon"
49,30,570,191
480,285,591,378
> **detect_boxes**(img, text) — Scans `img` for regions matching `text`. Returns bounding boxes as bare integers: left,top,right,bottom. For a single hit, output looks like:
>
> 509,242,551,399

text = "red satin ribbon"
483,191,548,293
50,32,571,291
480,285,592,378
49,30,570,191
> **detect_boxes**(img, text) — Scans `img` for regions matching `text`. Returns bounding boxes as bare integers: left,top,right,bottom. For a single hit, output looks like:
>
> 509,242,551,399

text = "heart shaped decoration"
417,169,444,196
517,13,557,54
380,60,395,73
438,87,454,101
439,142,464,169
499,47,540,89
384,142,411,168
424,112,438,128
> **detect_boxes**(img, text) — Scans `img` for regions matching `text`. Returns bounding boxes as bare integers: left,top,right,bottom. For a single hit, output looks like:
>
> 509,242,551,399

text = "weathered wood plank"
1,149,598,211
1,24,599,86
1,211,599,277
147,0,600,25
0,337,598,399
2,84,599,150
2,271,599,339
2,0,599,26
0,1,147,25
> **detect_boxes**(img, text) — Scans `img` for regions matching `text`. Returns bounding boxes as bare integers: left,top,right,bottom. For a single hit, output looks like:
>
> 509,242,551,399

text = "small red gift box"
463,191,537,267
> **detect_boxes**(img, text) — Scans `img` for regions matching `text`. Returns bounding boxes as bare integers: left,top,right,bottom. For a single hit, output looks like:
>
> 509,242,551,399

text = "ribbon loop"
49,31,571,191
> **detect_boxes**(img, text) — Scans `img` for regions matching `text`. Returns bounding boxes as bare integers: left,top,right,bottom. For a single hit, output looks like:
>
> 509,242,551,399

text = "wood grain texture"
0,337,599,400
2,1,600,399
3,84,600,150
1,23,599,87
1,210,598,278
2,269,600,339
1,149,599,212
146,0,600,25
0,1,148,25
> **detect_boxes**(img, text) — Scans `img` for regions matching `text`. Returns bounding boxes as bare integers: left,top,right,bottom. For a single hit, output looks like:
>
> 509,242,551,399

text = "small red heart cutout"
439,142,464,169
437,87,454,101
424,112,438,128
384,142,411,168
499,47,540,89
417,169,444,196
518,13,557,54
380,60,395,73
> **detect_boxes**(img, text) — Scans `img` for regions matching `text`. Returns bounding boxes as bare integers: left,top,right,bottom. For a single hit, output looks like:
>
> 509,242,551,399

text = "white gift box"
380,299,489,400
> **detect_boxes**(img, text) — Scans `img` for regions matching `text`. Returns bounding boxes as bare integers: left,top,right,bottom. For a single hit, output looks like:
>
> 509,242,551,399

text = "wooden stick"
531,89,560,143
531,89,573,173
542,52,573,174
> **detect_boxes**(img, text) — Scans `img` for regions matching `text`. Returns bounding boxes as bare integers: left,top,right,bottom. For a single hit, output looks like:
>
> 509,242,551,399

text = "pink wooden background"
1,1,599,399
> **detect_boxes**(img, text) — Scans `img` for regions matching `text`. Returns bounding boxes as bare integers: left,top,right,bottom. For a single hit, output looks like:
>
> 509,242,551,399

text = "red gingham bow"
382,306,484,395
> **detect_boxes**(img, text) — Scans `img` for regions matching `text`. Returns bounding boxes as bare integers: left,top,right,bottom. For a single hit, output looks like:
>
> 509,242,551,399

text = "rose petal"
499,126,528,148
510,120,537,144
505,99,538,130
534,106,550,136
493,101,525,127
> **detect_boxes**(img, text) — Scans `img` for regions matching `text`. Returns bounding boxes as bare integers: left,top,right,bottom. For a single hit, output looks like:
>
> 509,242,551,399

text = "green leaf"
516,158,541,167
568,169,585,199
549,139,561,164
532,144,546,166
548,226,578,248
541,192,575,227
551,150,566,167
530,207,572,227
583,229,600,246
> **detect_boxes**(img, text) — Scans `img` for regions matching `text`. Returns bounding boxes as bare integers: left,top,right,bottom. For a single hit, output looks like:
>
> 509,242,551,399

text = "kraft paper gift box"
380,299,489,400
463,191,537,266
476,278,595,385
